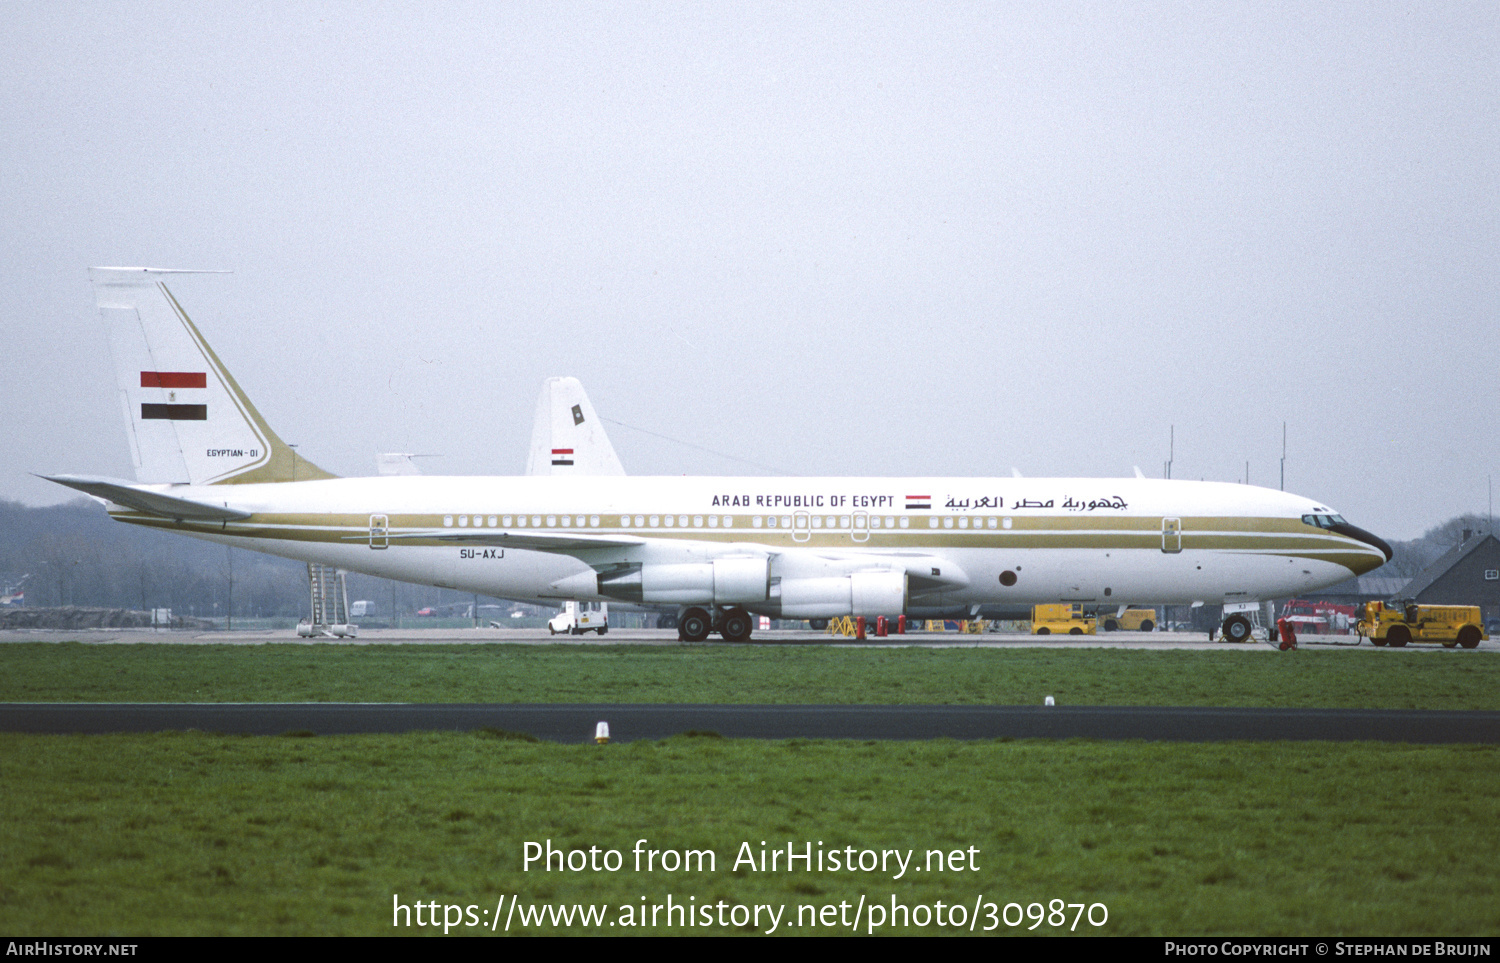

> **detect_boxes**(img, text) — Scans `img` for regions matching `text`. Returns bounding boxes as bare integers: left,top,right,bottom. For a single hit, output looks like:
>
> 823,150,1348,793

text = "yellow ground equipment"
1356,600,1487,649
1098,607,1157,632
1032,603,1097,636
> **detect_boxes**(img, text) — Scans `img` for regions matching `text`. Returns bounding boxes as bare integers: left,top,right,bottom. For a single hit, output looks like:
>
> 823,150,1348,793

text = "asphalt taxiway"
3,703,1497,743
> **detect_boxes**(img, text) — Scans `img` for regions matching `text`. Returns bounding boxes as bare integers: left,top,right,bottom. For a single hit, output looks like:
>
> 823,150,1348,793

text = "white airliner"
45,268,1391,643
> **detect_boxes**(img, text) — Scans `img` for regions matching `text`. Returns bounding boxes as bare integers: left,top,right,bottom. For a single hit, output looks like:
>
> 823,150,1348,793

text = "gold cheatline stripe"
113,511,1380,565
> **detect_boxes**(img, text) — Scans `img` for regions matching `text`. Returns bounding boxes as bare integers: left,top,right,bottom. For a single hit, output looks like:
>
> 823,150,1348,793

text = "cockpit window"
1301,514,1348,529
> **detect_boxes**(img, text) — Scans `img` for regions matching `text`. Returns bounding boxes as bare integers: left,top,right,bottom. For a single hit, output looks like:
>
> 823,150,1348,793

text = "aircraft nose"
1331,522,1393,572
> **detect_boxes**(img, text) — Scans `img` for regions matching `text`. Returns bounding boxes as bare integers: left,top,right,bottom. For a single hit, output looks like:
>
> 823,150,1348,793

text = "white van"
548,600,609,636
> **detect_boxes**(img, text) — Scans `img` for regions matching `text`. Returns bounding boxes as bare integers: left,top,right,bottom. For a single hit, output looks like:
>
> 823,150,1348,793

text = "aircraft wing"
41,474,253,521
392,529,965,591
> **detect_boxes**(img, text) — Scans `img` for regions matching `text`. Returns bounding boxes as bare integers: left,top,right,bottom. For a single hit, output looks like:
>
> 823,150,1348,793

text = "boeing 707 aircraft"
45,268,1392,643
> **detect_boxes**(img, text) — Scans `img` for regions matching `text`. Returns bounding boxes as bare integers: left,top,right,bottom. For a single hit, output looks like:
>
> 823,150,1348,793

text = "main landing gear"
677,606,754,643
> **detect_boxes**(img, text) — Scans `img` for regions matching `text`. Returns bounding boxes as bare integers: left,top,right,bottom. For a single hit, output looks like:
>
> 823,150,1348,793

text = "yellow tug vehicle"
1356,599,1487,649
1031,603,1097,636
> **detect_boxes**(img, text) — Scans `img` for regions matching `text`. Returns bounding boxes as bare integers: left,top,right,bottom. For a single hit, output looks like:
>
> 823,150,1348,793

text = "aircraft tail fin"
524,377,626,476
88,268,336,486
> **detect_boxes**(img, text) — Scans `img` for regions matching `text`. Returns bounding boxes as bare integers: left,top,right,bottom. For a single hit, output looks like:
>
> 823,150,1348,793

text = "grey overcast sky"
2,2,1495,541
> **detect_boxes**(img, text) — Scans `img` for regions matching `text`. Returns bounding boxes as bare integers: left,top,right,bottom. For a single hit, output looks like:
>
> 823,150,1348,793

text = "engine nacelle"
778,570,907,618
711,557,771,604
596,558,769,605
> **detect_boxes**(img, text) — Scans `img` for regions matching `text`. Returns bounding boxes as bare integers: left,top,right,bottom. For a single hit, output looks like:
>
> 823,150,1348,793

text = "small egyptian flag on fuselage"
140,371,208,420
551,448,575,466
906,494,931,510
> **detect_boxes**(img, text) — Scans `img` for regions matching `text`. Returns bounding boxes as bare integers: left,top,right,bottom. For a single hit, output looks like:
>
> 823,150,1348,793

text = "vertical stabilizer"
89,267,336,485
524,377,626,476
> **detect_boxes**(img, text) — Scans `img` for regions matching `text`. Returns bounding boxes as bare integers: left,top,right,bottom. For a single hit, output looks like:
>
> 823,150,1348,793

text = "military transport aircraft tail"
86,267,334,486
524,376,626,477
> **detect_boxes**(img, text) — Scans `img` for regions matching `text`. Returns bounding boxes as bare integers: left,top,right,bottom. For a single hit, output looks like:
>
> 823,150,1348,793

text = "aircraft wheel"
719,609,753,643
1140,620,1154,632
1458,626,1481,649
658,614,677,630
808,618,829,630
679,607,711,643
1222,615,1252,643
1387,626,1410,648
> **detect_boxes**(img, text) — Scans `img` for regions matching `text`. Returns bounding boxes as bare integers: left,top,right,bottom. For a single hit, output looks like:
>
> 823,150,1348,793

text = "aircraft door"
852,511,869,542
792,511,811,543
1161,517,1181,554
370,514,389,550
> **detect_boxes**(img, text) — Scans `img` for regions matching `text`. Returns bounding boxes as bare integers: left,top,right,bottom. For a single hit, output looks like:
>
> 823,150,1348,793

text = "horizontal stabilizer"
41,474,253,521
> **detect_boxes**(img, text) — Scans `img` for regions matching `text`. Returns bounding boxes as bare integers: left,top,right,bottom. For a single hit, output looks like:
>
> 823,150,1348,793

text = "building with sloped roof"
1399,532,1500,622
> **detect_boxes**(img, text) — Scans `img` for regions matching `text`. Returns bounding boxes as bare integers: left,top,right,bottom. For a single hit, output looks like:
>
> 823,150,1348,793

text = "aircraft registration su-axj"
46,268,1392,643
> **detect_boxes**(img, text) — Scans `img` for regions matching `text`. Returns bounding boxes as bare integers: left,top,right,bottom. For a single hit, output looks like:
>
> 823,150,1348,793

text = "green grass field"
3,642,1499,709
2,642,1497,936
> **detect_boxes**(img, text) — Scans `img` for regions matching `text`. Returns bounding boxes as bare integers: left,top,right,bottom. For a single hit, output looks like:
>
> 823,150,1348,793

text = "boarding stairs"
297,563,357,638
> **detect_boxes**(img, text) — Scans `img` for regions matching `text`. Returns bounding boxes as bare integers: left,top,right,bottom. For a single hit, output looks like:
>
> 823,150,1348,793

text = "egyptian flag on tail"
139,371,208,420
551,448,575,467
906,494,931,510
